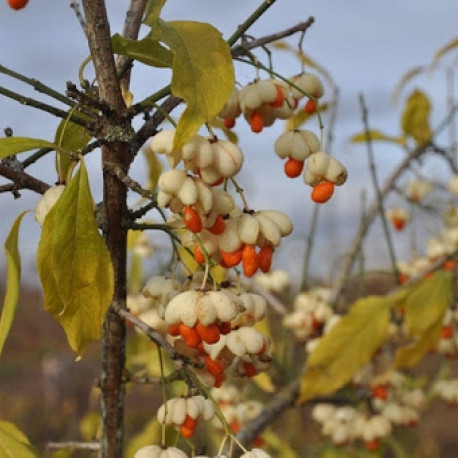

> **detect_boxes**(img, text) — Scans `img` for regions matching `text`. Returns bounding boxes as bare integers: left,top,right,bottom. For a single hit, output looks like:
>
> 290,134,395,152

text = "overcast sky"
0,1,457,286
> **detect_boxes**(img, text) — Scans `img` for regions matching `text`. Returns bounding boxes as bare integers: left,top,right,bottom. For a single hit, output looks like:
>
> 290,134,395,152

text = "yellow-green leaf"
0,421,39,458
111,34,173,68
395,270,453,368
0,137,57,159
177,244,199,276
143,148,162,191
144,0,166,26
430,36,458,69
125,418,162,458
285,103,328,131
157,20,235,149
391,65,426,105
262,430,298,458
36,160,114,355
54,118,91,184
401,89,432,145
0,211,28,359
297,296,390,405
350,129,406,145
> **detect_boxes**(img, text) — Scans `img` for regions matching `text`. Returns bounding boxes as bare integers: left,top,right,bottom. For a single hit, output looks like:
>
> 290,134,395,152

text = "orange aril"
304,99,316,114
284,158,304,178
193,245,205,264
242,244,259,277
268,84,285,108
311,181,335,204
178,323,201,348
195,322,221,344
180,415,197,438
258,245,273,273
183,206,202,233
223,117,236,129
250,112,264,133
220,245,244,268
208,214,226,235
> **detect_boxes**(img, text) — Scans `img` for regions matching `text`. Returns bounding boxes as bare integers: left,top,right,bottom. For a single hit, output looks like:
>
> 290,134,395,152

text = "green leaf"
144,0,166,26
112,34,173,68
395,270,453,368
157,20,235,149
401,89,433,145
0,211,28,359
36,160,114,355
350,129,406,145
0,421,40,457
0,137,57,159
54,118,91,184
297,296,390,405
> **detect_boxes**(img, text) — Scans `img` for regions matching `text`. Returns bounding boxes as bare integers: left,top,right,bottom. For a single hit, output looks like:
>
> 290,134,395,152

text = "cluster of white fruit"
254,269,291,295
157,395,215,438
152,130,243,186
433,379,458,404
134,445,188,458
196,449,270,458
282,287,334,341
218,73,324,133
312,404,392,450
137,276,271,387
385,206,410,231
435,307,458,358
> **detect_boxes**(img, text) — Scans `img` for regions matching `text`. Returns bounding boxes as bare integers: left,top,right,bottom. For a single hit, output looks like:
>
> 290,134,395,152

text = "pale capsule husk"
257,210,293,236
275,130,320,161
241,449,271,458
324,156,348,185
211,188,235,215
219,218,243,252
199,164,222,185
272,93,296,119
176,176,198,206
212,140,244,178
255,213,282,247
289,72,324,99
237,326,266,354
163,448,188,458
194,179,213,215
196,293,218,326
142,276,181,300
185,397,200,420
238,213,260,245
210,290,244,323
158,169,188,195
35,185,66,226
226,330,247,357
235,293,267,326
164,290,200,326
182,135,213,170
150,129,175,155
303,151,330,186
218,88,241,119
134,444,163,458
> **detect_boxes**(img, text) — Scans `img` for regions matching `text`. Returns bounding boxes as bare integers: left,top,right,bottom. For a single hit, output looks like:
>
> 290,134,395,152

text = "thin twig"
231,18,315,57
359,94,399,283
0,163,50,195
69,0,87,37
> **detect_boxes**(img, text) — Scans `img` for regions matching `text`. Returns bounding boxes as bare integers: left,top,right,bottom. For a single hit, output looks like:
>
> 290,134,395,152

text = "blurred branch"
47,441,100,452
359,94,399,283
331,102,458,307
0,163,50,195
69,0,87,36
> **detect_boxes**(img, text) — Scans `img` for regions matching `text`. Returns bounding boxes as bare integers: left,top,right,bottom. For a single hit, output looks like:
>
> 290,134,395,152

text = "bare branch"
0,163,50,195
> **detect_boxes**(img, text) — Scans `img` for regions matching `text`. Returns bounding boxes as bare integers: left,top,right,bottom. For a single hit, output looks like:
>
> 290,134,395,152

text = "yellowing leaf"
36,160,114,355
350,129,406,145
297,296,390,405
401,89,432,145
54,118,91,184
431,36,458,69
252,372,276,393
0,211,28,359
391,65,426,105
0,137,57,159
144,0,166,26
0,421,39,457
177,244,199,275
285,103,328,131
111,34,173,68
210,265,227,284
125,418,162,458
143,148,162,191
157,20,235,149
262,430,298,458
395,271,453,368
